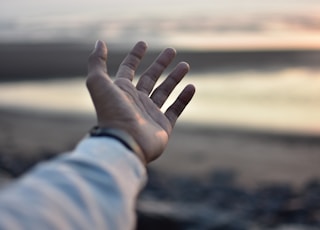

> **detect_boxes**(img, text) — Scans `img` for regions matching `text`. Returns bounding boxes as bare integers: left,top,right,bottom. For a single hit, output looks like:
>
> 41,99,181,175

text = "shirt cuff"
73,137,146,183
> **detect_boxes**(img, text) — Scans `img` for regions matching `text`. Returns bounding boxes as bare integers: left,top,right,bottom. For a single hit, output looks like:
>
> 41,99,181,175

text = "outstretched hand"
87,40,195,165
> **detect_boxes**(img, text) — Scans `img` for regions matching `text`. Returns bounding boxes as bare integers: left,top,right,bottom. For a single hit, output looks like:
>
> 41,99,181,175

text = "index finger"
115,41,148,81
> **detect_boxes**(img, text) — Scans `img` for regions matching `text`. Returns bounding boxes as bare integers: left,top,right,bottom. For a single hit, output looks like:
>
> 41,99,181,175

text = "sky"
1,0,320,50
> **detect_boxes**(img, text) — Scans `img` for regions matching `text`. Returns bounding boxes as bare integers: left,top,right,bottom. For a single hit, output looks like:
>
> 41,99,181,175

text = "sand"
0,108,319,189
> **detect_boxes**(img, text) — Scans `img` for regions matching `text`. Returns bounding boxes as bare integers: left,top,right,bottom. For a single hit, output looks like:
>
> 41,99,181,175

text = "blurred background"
0,0,320,229
0,0,319,132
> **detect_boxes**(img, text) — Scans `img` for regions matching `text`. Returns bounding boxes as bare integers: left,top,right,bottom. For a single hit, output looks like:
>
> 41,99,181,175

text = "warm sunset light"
1,0,320,51
1,2,320,229
167,32,320,51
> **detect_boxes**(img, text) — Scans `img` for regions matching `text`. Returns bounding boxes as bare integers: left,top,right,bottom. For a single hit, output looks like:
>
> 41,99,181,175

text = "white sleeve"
0,137,147,230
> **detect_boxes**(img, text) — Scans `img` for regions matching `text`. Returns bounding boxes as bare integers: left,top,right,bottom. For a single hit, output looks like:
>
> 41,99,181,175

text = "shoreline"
1,42,320,81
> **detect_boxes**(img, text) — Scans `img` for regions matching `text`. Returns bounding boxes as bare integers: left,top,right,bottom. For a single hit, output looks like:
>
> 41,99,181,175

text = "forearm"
0,138,146,230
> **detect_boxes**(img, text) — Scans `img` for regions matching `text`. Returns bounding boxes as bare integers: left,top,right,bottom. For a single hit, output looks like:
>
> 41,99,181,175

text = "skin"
87,40,195,165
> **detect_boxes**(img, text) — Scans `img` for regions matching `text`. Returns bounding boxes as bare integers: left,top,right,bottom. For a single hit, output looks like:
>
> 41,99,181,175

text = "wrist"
89,126,146,166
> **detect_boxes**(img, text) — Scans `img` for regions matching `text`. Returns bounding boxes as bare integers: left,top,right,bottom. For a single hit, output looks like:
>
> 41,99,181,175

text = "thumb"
87,40,108,77
87,40,112,93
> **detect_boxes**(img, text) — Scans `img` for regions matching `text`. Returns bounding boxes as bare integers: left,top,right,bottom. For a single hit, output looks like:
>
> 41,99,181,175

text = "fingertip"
171,62,190,80
93,40,107,57
178,61,190,72
136,41,148,50
186,83,196,93
94,40,103,50
130,41,148,59
164,84,196,127
165,47,177,57
182,61,190,68
183,84,196,102
88,40,108,77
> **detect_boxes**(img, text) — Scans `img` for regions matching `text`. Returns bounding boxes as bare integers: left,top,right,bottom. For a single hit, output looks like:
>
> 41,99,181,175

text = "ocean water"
0,68,319,135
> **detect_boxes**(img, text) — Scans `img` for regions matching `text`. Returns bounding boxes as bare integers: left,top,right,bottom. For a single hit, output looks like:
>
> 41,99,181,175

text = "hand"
86,40,195,165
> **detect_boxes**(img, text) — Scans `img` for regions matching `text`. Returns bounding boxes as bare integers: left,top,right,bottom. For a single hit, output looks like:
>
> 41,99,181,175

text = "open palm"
87,41,195,164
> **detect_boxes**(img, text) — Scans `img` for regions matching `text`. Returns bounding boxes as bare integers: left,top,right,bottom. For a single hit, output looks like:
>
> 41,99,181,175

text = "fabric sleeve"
0,137,147,230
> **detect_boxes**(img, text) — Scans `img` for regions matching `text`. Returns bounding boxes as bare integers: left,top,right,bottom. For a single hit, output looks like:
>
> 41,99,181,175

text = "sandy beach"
0,108,319,190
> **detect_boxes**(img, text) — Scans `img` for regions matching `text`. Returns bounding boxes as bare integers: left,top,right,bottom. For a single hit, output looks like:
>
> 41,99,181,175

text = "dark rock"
0,152,56,177
138,169,320,229
136,199,249,230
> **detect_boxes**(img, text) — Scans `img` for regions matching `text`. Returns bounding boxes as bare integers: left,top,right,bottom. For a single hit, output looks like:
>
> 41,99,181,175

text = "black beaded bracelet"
89,126,142,156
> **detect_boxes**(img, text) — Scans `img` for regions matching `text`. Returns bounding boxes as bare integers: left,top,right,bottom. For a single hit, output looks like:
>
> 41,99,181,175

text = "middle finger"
136,48,176,95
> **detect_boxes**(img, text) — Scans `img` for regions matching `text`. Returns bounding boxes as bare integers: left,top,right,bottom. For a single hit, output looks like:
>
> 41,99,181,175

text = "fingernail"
94,40,103,50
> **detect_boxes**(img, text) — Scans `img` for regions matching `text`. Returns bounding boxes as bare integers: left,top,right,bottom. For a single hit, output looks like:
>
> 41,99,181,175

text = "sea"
0,0,320,135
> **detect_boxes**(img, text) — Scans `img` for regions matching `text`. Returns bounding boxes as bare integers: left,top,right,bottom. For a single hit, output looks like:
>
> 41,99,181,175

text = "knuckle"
86,73,99,88
88,51,96,62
